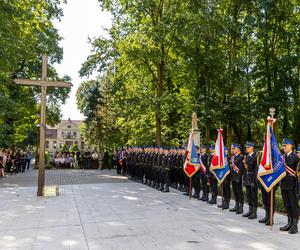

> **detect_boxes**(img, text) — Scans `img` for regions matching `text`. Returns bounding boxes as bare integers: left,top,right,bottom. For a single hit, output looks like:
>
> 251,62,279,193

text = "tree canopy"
78,0,299,150
0,0,70,148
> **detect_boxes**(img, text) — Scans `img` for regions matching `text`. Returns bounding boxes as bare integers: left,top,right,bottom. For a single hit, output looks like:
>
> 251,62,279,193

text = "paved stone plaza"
0,170,299,250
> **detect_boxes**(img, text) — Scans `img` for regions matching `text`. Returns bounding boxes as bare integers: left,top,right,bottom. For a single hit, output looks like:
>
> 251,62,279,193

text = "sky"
53,0,111,120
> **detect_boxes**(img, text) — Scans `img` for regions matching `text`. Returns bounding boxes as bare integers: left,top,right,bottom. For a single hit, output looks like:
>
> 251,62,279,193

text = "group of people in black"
50,151,110,169
121,139,300,234
0,148,32,178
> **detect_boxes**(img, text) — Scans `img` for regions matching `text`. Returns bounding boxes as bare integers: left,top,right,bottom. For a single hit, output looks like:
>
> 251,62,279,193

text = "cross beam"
14,55,72,196
14,79,72,88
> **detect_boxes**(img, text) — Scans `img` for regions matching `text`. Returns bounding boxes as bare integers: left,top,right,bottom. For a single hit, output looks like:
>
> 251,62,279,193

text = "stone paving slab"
0,169,128,188
0,172,299,250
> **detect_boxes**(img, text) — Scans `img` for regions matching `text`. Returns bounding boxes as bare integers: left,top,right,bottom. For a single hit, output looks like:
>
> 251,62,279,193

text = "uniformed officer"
297,146,300,200
218,146,231,209
200,145,209,201
178,147,186,192
161,147,171,192
229,144,244,214
242,142,258,219
192,146,201,199
280,139,299,234
207,145,218,204
157,147,164,190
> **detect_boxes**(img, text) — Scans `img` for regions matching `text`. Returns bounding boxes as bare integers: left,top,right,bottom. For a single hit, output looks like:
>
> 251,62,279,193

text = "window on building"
46,141,49,149
53,141,57,149
73,132,77,137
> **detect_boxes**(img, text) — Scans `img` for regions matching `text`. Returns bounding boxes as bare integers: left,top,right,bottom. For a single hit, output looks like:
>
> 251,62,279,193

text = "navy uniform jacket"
200,153,208,175
231,153,244,183
297,160,300,198
207,154,213,177
158,153,163,168
281,152,299,191
162,153,169,170
243,152,257,186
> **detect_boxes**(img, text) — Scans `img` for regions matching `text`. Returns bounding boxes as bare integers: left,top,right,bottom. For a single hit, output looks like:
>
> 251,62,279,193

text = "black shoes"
242,206,253,217
208,197,217,204
280,217,292,231
248,207,257,219
288,218,298,234
229,202,239,212
258,209,269,224
218,202,229,209
236,203,243,214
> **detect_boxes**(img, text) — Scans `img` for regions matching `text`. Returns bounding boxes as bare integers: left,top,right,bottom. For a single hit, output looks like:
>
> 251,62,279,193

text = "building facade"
45,119,87,153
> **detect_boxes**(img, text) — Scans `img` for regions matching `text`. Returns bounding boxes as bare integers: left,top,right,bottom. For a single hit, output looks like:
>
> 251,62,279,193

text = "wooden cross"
15,55,72,196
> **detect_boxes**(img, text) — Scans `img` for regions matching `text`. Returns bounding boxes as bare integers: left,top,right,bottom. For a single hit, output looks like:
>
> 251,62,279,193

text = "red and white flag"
184,134,206,177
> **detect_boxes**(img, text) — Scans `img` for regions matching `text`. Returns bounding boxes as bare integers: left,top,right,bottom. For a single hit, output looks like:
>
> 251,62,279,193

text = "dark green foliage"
78,0,300,149
0,0,70,148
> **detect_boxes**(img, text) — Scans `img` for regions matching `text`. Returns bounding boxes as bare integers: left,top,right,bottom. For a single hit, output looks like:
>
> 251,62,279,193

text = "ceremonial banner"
257,122,286,192
184,134,205,177
210,129,230,183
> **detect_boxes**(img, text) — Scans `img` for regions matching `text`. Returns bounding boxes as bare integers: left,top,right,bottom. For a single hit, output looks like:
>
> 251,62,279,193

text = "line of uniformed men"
125,140,299,234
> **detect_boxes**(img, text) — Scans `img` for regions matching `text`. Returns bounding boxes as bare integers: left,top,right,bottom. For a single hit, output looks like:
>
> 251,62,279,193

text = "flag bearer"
280,139,299,234
229,144,244,214
207,145,218,204
217,146,231,209
242,142,258,219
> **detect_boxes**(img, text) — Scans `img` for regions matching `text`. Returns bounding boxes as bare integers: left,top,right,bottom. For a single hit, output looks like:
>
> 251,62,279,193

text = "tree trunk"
156,61,164,145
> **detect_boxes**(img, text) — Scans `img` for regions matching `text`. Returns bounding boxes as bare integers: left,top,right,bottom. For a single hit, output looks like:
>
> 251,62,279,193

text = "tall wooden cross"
15,55,72,196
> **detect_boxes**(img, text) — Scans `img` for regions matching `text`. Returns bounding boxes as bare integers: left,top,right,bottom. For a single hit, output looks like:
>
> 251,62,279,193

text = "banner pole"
221,182,224,211
269,107,275,230
189,177,192,199
270,189,274,229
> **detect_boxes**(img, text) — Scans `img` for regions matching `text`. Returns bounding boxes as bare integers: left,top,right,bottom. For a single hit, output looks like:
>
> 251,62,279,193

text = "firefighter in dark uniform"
148,147,155,186
297,146,300,200
242,142,258,219
192,146,201,199
200,145,209,201
144,147,149,185
178,147,186,192
257,145,275,226
218,146,231,209
280,139,299,234
207,145,218,204
161,147,171,192
169,147,176,189
229,144,244,214
157,147,164,190
173,148,180,189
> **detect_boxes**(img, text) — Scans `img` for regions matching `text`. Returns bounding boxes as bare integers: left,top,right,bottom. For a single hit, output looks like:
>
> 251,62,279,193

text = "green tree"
0,0,71,148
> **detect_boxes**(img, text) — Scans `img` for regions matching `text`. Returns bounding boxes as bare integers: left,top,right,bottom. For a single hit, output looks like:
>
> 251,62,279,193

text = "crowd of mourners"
0,148,32,178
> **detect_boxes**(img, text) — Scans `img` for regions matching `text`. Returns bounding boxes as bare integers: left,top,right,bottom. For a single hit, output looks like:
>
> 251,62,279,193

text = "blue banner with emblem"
257,124,286,192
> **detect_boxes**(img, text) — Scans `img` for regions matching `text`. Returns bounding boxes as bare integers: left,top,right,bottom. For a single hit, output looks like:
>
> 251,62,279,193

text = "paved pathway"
0,170,299,250
0,169,128,188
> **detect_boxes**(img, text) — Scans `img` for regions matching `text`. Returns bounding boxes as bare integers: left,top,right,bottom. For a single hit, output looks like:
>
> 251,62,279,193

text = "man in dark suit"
218,146,231,209
297,146,300,200
207,145,218,204
229,144,244,214
200,145,209,201
191,146,201,199
242,142,258,219
280,139,299,234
